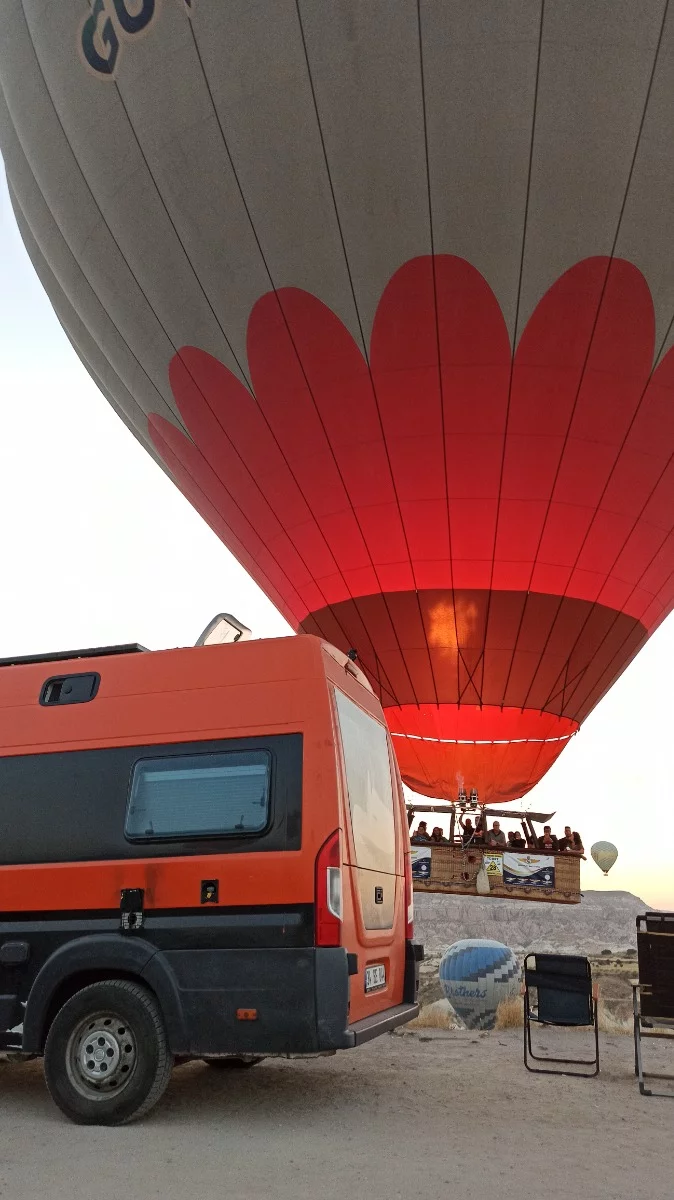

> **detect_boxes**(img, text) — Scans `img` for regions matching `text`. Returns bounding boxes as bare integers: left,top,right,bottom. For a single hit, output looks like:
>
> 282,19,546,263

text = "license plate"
365,964,386,992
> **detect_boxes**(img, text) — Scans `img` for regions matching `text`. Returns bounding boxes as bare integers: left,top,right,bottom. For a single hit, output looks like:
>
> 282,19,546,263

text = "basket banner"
503,852,555,888
411,846,431,880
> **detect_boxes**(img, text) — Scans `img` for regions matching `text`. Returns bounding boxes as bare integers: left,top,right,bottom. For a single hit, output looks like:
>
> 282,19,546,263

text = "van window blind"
125,750,271,840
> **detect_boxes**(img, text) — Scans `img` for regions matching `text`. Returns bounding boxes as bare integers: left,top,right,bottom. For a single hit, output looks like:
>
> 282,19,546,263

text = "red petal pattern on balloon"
149,256,674,802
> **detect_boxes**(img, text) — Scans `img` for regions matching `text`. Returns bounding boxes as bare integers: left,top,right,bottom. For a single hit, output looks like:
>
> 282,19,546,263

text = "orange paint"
0,634,409,1024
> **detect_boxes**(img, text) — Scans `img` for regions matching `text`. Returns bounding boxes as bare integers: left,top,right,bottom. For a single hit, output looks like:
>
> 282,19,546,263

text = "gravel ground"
0,1028,672,1200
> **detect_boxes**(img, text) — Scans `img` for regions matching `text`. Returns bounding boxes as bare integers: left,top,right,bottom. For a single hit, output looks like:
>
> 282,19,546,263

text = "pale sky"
1,170,672,910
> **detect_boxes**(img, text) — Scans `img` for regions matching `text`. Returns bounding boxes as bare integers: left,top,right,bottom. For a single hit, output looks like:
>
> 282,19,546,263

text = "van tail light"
315,829,342,947
404,849,414,939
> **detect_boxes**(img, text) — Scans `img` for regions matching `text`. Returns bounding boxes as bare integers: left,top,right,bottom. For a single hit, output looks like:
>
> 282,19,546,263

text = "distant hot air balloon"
591,842,618,876
439,940,520,1029
1,4,673,804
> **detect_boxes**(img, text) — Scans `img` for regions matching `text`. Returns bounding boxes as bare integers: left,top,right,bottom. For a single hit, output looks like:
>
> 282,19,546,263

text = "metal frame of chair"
523,953,599,1077
632,913,674,1098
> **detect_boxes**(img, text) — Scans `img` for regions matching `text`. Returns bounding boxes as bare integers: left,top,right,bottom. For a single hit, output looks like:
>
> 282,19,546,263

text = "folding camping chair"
632,912,674,1097
522,953,599,1077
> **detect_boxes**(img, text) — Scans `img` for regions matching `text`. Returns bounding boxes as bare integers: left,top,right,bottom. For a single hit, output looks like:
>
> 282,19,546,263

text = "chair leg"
523,996,599,1077
633,988,652,1096
633,994,674,1098
639,1075,674,1097
633,987,640,1079
593,1000,600,1076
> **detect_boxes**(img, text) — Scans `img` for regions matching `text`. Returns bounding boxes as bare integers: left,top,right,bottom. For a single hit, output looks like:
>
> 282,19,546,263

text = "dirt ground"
0,1028,672,1200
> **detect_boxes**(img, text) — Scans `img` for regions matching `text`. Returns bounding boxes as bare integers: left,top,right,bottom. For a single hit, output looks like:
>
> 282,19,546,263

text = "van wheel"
203,1056,264,1069
44,980,173,1125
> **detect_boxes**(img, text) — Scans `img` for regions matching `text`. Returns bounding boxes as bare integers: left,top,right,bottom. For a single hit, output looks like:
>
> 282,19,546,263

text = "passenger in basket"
485,820,506,848
411,820,430,844
508,830,526,849
537,825,559,852
459,815,476,847
557,825,574,850
430,826,448,844
558,826,584,855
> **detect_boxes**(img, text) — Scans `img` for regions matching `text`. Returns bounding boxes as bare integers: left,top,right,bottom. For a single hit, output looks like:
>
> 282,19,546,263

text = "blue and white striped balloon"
439,940,520,1030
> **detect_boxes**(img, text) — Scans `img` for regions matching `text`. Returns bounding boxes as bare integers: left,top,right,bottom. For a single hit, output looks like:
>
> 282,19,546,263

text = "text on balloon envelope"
79,0,193,77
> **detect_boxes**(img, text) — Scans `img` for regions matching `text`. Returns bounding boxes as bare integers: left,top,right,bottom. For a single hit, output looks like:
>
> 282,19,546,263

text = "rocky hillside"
414,890,649,956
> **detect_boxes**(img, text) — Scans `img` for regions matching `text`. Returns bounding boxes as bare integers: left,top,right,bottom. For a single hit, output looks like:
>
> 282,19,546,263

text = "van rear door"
332,688,405,1021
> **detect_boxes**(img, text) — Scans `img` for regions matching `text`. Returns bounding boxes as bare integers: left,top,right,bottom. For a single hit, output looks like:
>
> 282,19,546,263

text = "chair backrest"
637,913,674,1021
524,954,593,1026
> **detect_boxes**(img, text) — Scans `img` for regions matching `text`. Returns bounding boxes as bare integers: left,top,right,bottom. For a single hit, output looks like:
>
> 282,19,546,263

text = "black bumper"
347,1002,420,1046
404,939,424,1004
163,940,424,1056
19,936,425,1058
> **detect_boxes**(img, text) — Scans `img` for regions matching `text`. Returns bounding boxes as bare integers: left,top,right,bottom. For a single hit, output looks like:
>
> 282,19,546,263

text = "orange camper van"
0,632,421,1124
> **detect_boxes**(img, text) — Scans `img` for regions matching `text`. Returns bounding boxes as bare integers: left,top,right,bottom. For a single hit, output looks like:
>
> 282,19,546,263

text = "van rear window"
125,750,271,841
334,690,396,874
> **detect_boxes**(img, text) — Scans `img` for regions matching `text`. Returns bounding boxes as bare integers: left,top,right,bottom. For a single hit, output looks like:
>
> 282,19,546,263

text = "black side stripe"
0,903,315,950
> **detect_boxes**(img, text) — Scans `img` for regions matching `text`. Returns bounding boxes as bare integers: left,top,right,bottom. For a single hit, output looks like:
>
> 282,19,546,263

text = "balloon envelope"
1,4,673,802
591,842,618,876
439,940,520,1030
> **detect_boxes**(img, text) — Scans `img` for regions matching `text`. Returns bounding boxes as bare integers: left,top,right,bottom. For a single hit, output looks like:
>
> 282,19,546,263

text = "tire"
203,1056,264,1069
44,980,173,1126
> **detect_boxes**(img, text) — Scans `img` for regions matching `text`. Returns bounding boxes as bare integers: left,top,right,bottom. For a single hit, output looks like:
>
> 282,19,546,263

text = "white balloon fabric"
439,939,520,1030
591,841,618,876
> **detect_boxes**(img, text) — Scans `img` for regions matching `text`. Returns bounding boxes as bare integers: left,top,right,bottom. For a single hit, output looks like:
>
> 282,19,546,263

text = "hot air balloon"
591,842,618,876
1,3,674,804
439,940,520,1029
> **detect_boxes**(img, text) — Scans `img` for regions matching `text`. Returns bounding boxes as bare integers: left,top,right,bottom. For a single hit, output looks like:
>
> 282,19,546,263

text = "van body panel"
0,636,420,1057
333,687,397,931
0,854,315,914
326,671,408,1026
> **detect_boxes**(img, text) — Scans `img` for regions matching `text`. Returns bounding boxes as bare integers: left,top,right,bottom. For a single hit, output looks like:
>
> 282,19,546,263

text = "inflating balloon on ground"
439,940,520,1030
